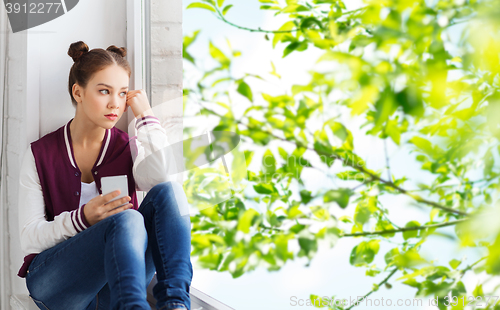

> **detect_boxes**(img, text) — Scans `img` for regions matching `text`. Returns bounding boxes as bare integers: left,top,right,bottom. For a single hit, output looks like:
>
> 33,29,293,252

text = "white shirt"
80,181,100,208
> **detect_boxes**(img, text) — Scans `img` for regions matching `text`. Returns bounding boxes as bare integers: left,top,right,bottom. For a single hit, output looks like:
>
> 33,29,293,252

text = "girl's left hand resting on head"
125,89,155,118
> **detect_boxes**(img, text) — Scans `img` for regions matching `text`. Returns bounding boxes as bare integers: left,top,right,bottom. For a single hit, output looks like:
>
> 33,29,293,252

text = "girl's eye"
100,90,127,96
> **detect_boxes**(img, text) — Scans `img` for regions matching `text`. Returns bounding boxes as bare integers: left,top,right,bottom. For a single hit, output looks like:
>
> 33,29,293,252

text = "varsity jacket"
17,115,175,278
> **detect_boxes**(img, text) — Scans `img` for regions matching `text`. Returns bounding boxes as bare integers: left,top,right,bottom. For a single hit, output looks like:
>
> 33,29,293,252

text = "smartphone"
101,175,129,209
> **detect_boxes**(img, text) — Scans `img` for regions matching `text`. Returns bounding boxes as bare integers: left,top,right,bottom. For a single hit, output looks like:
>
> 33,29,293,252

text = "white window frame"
126,0,149,204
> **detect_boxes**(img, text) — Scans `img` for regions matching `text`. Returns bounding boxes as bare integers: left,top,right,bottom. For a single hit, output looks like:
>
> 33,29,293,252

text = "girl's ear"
73,84,82,103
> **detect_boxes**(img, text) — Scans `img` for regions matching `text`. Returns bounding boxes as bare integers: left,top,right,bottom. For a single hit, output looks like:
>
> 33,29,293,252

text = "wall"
151,0,184,184
0,8,8,310
0,5,30,308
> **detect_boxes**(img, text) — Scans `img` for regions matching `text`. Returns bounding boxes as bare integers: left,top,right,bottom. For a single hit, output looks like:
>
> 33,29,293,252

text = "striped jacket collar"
63,118,111,170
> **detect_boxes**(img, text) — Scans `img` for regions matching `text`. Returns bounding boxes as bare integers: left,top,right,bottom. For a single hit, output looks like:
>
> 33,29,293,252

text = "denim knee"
108,209,147,238
149,181,173,195
113,208,144,225
151,181,189,216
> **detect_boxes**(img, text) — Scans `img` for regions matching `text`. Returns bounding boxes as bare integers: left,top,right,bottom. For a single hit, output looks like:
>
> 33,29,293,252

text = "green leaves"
273,21,296,48
323,188,353,209
262,149,276,175
300,17,323,31
209,41,230,68
183,30,200,64
326,120,354,150
403,221,421,240
354,197,378,225
253,183,277,195
298,235,318,259
198,252,222,269
449,259,461,270
384,248,400,265
282,4,309,13
237,208,261,233
236,80,253,102
350,239,380,266
183,0,500,298
372,87,398,134
192,234,226,248
395,86,424,118
186,2,216,12
283,41,308,58
269,61,281,79
410,136,444,160
483,148,494,177
274,233,294,262
222,4,233,15
277,146,310,179
391,248,426,268
375,220,395,238
486,232,500,274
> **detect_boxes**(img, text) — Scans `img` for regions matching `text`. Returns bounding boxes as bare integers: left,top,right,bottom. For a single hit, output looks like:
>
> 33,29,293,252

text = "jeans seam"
148,183,173,309
111,216,123,305
158,303,187,310
154,197,167,273
154,196,173,296
29,295,51,310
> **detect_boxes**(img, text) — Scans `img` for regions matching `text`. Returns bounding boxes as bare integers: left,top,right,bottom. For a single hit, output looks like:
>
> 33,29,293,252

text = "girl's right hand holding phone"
82,190,133,226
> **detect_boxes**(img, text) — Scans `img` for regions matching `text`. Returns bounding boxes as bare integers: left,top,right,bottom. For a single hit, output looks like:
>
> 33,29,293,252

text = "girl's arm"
18,146,89,255
130,115,179,192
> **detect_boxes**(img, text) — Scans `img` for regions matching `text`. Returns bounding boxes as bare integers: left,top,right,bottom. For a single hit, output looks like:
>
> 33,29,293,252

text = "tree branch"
330,153,468,216
259,224,282,232
214,5,300,33
459,256,486,276
198,104,468,216
211,5,366,34
384,139,392,181
345,267,399,310
250,214,467,236
340,218,467,237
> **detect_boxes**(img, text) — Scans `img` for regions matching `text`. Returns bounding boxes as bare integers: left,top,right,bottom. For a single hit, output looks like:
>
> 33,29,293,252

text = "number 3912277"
5,2,63,14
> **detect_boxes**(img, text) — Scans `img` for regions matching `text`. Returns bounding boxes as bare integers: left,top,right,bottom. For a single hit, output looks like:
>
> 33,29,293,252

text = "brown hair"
67,41,131,107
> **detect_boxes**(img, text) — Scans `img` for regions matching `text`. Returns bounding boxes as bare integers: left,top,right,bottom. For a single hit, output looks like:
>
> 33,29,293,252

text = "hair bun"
68,41,89,62
106,45,127,57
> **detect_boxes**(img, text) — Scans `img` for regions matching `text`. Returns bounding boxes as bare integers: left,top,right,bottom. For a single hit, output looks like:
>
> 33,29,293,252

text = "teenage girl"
18,41,192,310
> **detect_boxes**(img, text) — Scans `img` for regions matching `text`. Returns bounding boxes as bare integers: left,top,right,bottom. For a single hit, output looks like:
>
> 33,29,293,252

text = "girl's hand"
83,190,133,226
125,89,154,118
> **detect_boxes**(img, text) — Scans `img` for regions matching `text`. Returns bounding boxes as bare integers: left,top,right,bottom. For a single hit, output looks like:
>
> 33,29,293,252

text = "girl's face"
74,64,129,129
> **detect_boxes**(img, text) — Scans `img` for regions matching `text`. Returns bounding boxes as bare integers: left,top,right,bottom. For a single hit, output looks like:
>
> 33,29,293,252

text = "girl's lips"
105,115,117,120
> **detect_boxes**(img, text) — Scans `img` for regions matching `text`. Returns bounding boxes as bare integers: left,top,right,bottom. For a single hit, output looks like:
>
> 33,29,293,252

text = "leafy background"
182,0,500,309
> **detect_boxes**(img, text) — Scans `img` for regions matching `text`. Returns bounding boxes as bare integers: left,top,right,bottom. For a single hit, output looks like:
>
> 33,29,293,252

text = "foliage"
185,0,500,308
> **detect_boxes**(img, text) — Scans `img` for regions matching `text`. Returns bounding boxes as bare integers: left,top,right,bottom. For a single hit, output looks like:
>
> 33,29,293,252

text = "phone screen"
101,175,129,209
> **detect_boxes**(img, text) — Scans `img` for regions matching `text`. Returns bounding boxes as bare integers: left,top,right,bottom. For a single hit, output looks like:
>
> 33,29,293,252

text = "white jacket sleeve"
132,115,179,192
18,146,89,255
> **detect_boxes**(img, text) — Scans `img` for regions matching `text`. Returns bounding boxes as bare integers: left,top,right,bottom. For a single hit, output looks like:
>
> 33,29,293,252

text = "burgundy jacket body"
17,118,140,278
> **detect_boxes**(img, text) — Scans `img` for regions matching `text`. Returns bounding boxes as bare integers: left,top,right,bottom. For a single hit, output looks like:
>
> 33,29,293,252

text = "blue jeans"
25,181,193,310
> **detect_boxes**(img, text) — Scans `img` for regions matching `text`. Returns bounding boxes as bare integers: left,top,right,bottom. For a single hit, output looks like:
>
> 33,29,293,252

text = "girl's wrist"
132,104,154,119
137,109,154,118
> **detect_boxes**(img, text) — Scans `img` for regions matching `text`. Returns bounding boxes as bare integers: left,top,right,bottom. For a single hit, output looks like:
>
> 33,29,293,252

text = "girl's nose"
108,96,120,109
